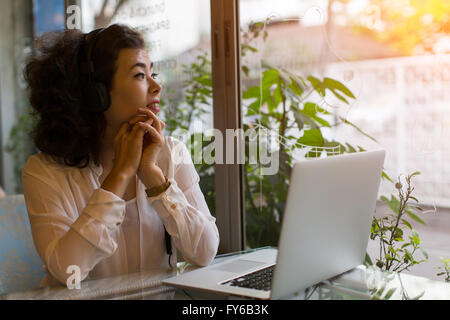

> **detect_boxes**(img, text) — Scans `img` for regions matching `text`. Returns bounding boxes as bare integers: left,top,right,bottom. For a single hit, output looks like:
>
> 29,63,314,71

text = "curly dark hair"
24,24,145,168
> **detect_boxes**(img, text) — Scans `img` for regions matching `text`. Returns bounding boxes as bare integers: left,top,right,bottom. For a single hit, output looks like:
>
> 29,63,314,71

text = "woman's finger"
129,121,146,138
128,114,150,126
115,121,130,142
138,122,164,144
137,108,162,132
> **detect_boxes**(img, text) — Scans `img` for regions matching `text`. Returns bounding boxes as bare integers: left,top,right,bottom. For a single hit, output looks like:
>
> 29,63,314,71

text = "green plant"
240,21,378,248
5,109,37,193
162,20,381,249
160,49,215,215
436,257,450,282
365,172,429,272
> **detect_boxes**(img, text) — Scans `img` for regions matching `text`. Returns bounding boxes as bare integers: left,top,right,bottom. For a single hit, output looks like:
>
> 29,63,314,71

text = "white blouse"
21,136,219,287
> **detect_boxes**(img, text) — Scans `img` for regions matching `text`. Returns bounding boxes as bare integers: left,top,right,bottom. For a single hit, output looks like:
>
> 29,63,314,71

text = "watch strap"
145,176,171,197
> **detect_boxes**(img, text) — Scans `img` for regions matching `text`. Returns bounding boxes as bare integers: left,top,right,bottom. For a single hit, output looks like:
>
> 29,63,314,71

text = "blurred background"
0,0,449,281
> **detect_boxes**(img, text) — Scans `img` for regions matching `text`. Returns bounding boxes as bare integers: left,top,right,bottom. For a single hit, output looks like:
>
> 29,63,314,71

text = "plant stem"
244,167,259,217
386,180,411,270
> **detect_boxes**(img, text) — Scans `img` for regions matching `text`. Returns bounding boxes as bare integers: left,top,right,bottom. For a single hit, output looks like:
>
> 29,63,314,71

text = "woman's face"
106,48,162,131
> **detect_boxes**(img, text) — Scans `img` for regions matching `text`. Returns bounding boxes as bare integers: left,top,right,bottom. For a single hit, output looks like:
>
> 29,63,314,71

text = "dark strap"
164,227,172,256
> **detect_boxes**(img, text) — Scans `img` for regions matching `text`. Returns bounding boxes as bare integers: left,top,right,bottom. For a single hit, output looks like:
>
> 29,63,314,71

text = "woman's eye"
151,73,159,79
135,73,145,79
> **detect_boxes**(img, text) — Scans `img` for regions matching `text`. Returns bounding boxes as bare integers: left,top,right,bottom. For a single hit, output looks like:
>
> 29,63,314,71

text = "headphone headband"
81,27,110,113
82,28,105,77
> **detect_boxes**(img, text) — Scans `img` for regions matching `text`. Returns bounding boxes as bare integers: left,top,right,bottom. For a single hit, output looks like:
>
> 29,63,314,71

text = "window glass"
239,0,450,281
33,0,65,36
2,1,65,193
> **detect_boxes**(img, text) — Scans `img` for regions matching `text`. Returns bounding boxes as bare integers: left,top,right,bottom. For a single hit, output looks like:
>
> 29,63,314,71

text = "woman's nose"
149,77,162,94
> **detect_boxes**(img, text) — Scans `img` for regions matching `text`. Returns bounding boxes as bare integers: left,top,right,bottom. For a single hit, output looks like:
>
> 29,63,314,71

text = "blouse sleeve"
22,158,126,286
148,139,220,266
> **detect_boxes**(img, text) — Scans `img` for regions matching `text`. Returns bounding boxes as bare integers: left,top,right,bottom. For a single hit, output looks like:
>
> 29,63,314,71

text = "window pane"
239,0,450,279
33,0,65,36
240,0,344,248
2,1,61,194
80,0,215,214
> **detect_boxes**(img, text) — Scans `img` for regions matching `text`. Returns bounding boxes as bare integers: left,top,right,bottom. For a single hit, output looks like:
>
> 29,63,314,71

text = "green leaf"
260,69,282,112
288,77,304,96
381,195,400,214
291,106,305,130
252,21,264,29
297,129,324,147
406,209,426,225
339,117,378,143
243,44,258,52
375,286,385,297
365,253,373,266
307,75,325,97
393,228,403,239
420,248,429,260
243,86,261,100
312,115,330,128
401,219,412,229
193,75,212,86
302,102,318,117
242,65,250,77
323,77,356,99
346,143,357,153
412,233,420,246
293,107,319,130
328,89,349,104
404,249,414,262
382,171,393,183
270,87,283,112
384,288,396,300
302,102,331,127
262,69,280,87
247,101,261,114
357,145,367,152
401,243,412,249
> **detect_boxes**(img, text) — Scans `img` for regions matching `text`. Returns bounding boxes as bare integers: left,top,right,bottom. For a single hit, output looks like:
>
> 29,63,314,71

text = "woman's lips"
146,104,160,114
149,106,160,114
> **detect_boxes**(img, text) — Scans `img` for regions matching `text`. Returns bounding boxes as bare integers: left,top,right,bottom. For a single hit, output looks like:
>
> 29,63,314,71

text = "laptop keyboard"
221,265,275,291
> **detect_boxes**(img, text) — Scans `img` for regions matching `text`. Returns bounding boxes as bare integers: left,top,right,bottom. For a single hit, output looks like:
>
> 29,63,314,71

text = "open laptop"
163,149,386,299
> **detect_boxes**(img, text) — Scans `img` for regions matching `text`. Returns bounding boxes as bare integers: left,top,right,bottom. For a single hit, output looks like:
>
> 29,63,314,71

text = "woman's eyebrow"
129,62,154,71
129,62,147,70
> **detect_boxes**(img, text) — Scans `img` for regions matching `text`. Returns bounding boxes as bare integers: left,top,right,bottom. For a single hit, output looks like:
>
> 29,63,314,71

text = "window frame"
210,0,244,253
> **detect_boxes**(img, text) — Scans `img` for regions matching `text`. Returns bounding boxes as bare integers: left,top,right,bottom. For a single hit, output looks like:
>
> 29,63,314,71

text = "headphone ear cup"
94,82,110,112
83,82,110,113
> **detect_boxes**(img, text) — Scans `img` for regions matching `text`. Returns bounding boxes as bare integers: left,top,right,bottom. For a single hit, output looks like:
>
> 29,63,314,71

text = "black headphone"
81,28,111,113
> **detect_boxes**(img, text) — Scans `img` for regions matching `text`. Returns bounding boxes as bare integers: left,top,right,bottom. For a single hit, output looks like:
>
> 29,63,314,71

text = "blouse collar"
89,158,103,177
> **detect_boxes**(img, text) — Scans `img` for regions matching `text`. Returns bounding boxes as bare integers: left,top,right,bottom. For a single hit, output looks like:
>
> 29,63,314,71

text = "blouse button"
171,204,177,210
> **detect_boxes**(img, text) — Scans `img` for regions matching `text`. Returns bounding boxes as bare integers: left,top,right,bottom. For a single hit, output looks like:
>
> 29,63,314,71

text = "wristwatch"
145,176,171,197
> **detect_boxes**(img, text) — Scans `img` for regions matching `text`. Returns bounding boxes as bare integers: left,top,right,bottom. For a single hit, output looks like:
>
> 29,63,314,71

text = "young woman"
22,24,219,287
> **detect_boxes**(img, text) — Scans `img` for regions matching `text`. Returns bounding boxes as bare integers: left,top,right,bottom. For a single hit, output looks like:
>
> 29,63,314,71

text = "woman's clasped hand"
112,107,167,190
